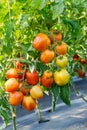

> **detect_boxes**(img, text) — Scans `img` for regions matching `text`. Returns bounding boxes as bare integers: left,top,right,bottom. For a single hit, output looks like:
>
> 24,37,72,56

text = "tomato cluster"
73,53,87,78
33,32,70,86
4,65,43,111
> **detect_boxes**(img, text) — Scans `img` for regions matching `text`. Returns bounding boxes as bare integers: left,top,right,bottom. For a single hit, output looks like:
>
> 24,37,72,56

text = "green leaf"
60,85,71,106
50,84,60,111
51,2,64,19
31,0,48,10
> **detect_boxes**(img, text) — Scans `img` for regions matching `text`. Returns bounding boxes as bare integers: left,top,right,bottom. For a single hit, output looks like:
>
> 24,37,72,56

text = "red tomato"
73,54,79,61
15,61,23,69
40,71,54,88
25,70,39,85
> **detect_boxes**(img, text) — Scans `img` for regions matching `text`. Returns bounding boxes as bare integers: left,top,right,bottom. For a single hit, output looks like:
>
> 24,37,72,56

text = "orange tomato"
40,71,54,88
40,49,54,64
9,91,23,106
22,96,36,111
55,42,67,55
32,33,51,51
5,78,19,92
77,69,85,78
6,68,18,79
25,70,39,85
54,33,62,41
30,85,43,99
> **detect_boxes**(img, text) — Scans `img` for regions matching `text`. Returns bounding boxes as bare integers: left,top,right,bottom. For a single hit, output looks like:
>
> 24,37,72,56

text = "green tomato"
56,55,68,68
54,69,70,86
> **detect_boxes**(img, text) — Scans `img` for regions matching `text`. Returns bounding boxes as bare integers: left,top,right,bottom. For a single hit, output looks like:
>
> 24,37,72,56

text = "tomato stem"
36,102,43,122
10,106,17,130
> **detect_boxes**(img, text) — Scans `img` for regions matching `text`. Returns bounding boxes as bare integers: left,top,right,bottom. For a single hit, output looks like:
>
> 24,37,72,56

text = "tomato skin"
22,96,36,111
77,69,85,78
25,70,39,85
56,55,68,68
32,33,51,51
9,91,23,106
55,42,67,55
73,54,79,61
54,69,70,86
79,58,86,65
54,33,62,41
30,86,43,99
6,68,18,79
15,61,23,69
19,82,30,95
5,78,19,92
40,71,54,88
6,68,25,80
40,49,54,64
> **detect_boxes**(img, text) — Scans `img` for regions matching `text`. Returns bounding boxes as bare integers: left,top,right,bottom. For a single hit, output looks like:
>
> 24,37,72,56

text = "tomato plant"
0,0,87,129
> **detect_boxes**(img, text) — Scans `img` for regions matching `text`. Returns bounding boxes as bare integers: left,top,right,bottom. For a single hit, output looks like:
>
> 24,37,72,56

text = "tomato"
22,96,36,111
56,55,68,68
19,82,30,95
15,61,23,69
54,69,70,86
77,69,85,78
25,70,39,85
32,33,51,51
40,71,54,88
50,30,62,43
17,69,25,79
79,58,86,65
40,49,54,64
6,68,18,79
5,78,19,92
9,91,23,106
6,68,25,80
30,85,43,99
54,33,62,41
73,54,79,61
55,42,67,55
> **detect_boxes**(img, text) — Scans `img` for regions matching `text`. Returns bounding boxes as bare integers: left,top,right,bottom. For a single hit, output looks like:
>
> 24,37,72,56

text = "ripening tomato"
15,61,23,69
19,82,30,95
22,96,36,111
6,68,18,79
55,42,67,55
49,30,62,43
30,85,43,99
79,58,86,65
56,55,68,68
9,91,23,106
5,78,19,92
40,49,55,64
40,71,54,88
73,54,79,61
54,33,62,41
32,33,51,51
25,70,39,85
54,69,70,86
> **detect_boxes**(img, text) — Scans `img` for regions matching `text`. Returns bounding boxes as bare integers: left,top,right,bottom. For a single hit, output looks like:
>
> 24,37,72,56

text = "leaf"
51,2,64,19
50,84,60,111
31,0,48,10
60,85,71,106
